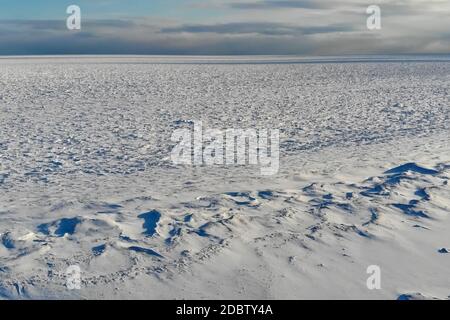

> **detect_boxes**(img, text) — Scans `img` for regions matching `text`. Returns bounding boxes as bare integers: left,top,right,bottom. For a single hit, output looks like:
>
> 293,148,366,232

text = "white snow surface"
0,56,449,299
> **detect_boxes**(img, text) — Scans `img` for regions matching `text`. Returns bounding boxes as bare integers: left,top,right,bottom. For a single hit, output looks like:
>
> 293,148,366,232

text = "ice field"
0,56,449,299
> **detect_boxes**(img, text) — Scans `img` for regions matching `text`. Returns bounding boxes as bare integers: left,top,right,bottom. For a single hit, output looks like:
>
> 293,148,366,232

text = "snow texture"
0,56,449,299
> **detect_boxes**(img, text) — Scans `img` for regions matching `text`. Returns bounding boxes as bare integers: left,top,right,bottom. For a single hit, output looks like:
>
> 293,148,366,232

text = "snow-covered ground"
0,56,449,299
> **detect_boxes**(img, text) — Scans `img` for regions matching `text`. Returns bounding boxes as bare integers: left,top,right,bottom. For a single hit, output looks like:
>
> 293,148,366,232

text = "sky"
0,0,449,55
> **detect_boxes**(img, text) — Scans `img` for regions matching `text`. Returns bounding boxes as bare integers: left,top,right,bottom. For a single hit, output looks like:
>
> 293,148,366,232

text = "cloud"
226,0,447,12
0,0,449,55
0,19,136,31
161,22,354,36
229,0,327,10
